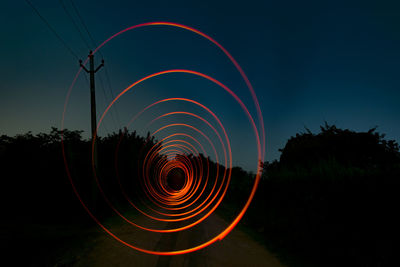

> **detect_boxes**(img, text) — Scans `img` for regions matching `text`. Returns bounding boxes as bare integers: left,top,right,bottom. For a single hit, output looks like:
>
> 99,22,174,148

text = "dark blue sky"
1,0,400,170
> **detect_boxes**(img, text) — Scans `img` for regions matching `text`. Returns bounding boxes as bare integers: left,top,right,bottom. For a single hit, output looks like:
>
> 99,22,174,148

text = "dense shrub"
246,124,400,267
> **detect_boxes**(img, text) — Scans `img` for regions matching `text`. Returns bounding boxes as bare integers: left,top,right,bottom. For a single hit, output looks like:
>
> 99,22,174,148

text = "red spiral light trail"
61,22,265,255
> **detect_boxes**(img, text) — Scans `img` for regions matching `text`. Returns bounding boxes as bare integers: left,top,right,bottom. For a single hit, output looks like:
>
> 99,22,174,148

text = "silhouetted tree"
0,128,163,223
248,124,400,267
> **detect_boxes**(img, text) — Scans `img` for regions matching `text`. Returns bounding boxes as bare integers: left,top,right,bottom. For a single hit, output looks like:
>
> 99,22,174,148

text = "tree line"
1,123,399,266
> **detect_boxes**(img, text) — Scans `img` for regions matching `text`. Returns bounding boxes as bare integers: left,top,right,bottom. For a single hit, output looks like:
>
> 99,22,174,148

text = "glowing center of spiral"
166,167,185,191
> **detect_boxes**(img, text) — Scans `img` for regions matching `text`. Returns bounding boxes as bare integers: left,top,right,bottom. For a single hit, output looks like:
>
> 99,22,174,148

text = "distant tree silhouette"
2,125,399,267
0,128,162,223
279,122,400,170
249,124,400,267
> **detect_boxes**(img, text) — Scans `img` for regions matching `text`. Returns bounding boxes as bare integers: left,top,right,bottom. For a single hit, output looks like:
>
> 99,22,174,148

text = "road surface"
58,213,285,267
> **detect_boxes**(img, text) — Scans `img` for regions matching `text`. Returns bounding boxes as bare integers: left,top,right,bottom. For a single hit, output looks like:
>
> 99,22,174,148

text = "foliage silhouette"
1,124,399,267
246,123,400,267
0,127,162,223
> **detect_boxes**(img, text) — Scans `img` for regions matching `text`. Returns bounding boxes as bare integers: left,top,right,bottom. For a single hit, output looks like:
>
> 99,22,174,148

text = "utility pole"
79,51,104,209
80,51,104,142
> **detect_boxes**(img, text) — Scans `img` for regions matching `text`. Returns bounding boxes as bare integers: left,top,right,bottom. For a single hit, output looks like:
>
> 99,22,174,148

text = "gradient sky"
1,0,400,170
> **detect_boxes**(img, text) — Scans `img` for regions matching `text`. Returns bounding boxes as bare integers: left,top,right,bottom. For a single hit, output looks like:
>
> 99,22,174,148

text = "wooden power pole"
79,51,104,208
80,50,104,142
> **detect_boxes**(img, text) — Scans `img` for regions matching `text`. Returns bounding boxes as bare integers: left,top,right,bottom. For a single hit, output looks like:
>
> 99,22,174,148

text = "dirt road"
65,213,285,267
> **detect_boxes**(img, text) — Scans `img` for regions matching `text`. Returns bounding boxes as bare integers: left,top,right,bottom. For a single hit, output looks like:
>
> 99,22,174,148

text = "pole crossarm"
79,51,104,74
95,59,105,73
79,60,90,73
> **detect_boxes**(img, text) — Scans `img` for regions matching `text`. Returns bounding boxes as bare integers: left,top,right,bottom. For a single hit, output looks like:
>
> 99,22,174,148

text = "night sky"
1,0,400,170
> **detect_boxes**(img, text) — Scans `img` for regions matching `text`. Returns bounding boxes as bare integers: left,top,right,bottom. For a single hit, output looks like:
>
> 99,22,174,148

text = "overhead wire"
69,0,98,49
25,0,79,60
82,74,110,135
104,66,122,125
60,0,121,132
58,0,91,51
98,74,119,129
68,0,123,131
26,0,118,136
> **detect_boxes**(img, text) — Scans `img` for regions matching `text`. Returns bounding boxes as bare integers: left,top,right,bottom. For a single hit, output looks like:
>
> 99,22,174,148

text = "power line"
68,0,106,60
25,0,79,60
104,66,122,126
98,73,119,130
82,62,110,135
69,0,98,48
57,1,117,131
67,0,122,132
58,0,91,51
68,0,122,130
